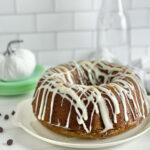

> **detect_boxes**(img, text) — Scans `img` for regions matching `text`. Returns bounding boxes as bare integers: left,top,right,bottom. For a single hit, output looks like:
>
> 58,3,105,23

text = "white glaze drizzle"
33,60,149,133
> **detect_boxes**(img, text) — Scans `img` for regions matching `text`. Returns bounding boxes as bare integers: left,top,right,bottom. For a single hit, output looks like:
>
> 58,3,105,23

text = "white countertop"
0,92,150,150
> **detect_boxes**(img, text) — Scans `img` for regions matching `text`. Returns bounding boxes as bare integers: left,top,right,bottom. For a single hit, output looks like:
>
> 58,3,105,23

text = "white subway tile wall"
131,47,147,60
57,32,93,49
55,0,92,11
37,13,73,31
131,29,150,46
16,0,53,13
0,15,35,33
19,33,56,50
0,0,15,14
0,0,149,66
129,10,149,28
74,12,97,30
132,0,150,8
38,51,73,66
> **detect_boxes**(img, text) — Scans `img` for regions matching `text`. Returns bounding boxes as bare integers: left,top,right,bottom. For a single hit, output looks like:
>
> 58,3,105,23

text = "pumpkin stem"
4,40,23,55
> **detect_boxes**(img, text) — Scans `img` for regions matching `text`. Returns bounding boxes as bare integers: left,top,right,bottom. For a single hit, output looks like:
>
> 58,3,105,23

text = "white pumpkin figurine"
0,40,36,81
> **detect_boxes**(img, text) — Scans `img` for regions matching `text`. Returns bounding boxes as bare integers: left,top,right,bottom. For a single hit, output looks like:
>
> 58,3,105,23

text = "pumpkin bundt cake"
32,60,149,139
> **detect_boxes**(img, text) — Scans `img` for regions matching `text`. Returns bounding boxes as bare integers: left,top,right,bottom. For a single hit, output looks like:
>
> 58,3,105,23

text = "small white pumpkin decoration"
0,40,36,81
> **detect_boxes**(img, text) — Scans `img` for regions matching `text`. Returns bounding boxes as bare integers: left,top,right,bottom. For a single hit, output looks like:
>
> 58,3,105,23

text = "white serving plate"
13,97,150,149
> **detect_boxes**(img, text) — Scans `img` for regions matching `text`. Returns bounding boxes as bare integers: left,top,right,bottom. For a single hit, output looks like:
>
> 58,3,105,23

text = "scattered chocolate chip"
7,139,13,146
0,127,3,133
4,115,9,120
0,113,1,116
11,111,15,116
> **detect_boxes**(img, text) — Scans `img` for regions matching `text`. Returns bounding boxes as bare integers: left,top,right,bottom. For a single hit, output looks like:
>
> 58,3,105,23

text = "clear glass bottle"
96,0,131,65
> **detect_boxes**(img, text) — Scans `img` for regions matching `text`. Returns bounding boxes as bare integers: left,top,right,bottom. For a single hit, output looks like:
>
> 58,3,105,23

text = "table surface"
0,92,150,150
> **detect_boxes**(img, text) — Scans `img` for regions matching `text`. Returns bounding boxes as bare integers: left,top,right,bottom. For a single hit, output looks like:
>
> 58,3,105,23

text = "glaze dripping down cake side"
32,60,149,139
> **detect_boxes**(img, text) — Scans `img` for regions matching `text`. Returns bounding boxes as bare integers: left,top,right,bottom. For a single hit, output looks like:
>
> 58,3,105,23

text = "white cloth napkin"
98,49,150,93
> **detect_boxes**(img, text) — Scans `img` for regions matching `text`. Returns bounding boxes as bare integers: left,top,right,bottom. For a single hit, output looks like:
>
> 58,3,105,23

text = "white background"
0,0,150,66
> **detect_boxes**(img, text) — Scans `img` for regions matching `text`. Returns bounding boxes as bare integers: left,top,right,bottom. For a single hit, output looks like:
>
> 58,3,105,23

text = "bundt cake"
32,60,149,139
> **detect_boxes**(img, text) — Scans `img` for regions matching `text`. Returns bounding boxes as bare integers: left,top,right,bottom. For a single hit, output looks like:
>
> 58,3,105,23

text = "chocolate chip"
4,115,9,120
0,113,2,116
7,139,13,146
11,111,15,116
0,127,3,133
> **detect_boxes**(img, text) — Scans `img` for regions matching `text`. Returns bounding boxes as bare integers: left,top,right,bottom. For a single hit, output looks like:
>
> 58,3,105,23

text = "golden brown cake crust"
38,118,143,139
32,60,149,139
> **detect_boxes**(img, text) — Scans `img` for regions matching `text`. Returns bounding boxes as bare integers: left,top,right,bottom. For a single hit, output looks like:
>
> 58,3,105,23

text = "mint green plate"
0,64,45,95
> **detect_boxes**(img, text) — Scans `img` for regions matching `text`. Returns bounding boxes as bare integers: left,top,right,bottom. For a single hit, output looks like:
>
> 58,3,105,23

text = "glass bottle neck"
101,0,126,14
